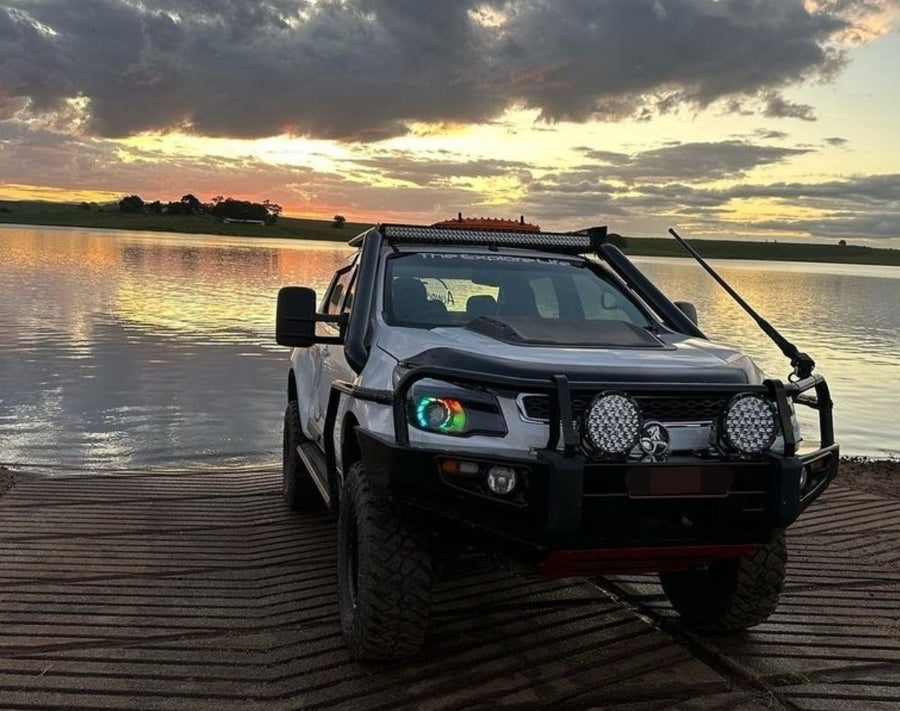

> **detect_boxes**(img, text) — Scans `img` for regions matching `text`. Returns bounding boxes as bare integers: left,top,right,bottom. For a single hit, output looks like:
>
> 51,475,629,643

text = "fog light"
486,466,517,495
799,466,809,492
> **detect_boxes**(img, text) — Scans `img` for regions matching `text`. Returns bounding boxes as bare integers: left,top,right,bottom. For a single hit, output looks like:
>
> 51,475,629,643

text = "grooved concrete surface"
609,487,900,711
0,469,896,710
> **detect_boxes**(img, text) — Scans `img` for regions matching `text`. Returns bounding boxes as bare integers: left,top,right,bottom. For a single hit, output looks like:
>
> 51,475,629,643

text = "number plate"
625,466,733,498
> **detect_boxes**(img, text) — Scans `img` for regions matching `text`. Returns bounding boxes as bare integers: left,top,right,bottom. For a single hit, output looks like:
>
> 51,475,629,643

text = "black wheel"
338,460,434,660
282,401,325,511
659,532,787,632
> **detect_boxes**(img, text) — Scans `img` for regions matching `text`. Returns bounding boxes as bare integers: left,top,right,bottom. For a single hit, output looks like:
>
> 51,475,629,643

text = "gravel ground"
0,466,14,498
2,458,897,500
836,456,900,500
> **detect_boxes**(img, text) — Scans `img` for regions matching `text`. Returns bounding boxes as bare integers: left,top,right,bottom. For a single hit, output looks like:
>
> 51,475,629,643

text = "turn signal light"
440,459,480,476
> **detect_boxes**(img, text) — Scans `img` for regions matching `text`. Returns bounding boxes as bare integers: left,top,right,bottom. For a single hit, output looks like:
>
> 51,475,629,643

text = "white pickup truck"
275,222,839,660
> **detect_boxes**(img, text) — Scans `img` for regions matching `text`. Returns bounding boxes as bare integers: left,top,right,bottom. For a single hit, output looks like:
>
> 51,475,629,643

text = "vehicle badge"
639,421,670,456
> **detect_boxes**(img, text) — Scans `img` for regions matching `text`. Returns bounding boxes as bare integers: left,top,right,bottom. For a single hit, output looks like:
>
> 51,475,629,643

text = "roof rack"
375,223,607,254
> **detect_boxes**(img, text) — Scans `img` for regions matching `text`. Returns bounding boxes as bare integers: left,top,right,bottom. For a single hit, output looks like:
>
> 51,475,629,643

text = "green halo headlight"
406,380,506,437
415,396,467,434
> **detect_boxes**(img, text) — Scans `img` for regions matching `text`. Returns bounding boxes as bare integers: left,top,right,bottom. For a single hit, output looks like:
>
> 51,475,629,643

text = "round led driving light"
486,466,517,495
722,393,778,455
584,392,642,455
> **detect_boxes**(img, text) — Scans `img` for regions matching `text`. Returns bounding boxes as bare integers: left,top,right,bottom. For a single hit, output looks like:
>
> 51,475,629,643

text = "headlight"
584,392,642,455
407,379,507,437
720,393,778,455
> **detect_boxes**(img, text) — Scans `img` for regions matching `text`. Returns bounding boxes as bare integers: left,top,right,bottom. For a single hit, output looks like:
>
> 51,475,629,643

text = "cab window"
384,252,650,328
324,263,356,316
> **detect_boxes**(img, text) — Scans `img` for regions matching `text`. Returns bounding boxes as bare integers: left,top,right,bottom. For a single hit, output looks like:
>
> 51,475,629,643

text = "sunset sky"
1,0,899,245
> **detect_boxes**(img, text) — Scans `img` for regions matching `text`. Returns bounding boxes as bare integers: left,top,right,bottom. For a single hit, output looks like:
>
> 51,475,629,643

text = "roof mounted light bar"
377,223,607,254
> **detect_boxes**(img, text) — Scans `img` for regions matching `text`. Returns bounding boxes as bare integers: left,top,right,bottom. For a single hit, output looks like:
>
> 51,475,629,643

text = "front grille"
519,393,729,423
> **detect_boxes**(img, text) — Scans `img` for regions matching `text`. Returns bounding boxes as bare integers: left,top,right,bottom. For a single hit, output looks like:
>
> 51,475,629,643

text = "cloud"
579,140,812,182
349,153,535,187
763,93,816,121
510,150,900,239
753,213,900,238
0,118,492,219
725,174,900,205
0,0,887,141
755,129,790,140
3,115,898,240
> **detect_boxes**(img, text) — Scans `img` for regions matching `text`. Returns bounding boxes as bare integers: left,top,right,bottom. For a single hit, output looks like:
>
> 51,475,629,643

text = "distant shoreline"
2,200,899,266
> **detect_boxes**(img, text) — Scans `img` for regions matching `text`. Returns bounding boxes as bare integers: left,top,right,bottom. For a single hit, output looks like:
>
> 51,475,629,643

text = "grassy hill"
0,199,371,241
617,236,900,266
2,199,898,265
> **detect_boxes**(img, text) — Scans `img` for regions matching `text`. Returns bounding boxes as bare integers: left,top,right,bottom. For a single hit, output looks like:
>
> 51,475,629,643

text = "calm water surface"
1,226,897,470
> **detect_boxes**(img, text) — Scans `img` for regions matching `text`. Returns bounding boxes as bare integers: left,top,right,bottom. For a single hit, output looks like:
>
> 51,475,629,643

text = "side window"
325,268,353,316
341,271,357,315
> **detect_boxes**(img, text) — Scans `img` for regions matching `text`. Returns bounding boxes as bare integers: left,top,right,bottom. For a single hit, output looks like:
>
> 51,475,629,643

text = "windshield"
384,252,651,329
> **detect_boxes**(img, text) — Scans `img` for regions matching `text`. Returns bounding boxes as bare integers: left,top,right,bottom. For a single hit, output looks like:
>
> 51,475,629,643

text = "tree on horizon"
118,195,144,213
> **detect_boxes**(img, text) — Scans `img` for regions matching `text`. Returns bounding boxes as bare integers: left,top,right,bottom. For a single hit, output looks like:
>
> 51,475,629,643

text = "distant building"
223,218,266,225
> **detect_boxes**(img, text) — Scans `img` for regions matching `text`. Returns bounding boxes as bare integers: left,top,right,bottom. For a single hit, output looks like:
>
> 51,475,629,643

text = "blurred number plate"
626,466,733,498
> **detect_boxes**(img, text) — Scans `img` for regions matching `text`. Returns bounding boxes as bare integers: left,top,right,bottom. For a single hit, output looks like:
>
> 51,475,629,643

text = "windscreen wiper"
668,228,815,379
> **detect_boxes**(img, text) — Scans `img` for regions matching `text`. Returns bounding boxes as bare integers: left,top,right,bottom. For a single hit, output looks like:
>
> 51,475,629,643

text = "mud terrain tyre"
282,401,325,511
338,460,434,660
659,532,787,632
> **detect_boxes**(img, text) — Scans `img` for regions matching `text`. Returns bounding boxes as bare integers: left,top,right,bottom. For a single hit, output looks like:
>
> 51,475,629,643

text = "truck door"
308,259,357,445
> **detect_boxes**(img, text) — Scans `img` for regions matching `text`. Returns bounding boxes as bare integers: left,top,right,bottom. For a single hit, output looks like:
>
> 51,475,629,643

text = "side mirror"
674,301,698,326
276,286,318,347
277,286,348,349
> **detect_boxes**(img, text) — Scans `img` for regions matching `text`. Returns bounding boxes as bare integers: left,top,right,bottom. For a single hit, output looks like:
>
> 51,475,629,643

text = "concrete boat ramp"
0,468,897,710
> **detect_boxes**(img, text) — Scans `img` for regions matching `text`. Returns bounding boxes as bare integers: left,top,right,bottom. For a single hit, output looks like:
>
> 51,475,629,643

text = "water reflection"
635,257,900,460
0,227,897,470
0,227,351,469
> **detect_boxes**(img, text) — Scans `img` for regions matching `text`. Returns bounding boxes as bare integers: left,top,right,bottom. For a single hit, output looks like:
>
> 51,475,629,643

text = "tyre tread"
339,460,433,659
660,532,787,633
282,401,325,511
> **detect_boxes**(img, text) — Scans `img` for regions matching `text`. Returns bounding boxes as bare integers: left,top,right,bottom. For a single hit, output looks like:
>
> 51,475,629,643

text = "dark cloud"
753,213,900,239
0,0,866,141
725,174,900,205
350,153,535,187
825,136,849,146
513,154,900,239
763,92,816,121
579,140,811,182
756,129,789,140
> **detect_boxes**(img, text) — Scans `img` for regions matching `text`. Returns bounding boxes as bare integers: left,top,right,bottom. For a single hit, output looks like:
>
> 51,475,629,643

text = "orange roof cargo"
432,213,540,232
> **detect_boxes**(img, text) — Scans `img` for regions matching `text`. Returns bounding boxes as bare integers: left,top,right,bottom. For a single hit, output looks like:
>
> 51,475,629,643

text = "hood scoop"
465,316,665,349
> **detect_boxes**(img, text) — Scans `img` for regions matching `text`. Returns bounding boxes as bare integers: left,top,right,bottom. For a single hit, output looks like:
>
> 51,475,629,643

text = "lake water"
1,225,897,470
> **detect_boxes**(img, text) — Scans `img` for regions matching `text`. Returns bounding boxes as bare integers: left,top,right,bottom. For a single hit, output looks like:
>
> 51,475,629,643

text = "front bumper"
344,358,838,575
356,427,839,570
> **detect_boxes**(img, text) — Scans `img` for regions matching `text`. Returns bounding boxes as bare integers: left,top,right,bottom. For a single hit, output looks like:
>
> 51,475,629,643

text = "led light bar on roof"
378,223,607,254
